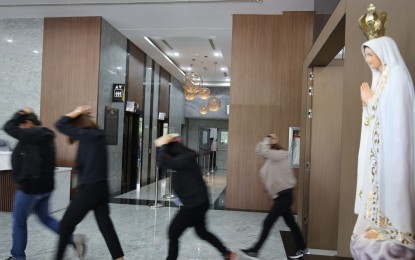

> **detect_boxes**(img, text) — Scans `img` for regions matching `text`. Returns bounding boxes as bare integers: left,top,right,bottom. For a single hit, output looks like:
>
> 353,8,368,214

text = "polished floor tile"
0,171,291,260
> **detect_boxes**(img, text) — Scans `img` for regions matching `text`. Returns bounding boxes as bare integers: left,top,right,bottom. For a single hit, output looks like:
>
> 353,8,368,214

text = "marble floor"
0,171,293,260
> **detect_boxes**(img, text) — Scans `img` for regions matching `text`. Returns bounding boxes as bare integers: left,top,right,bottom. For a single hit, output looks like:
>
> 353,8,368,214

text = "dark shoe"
240,249,258,259
289,248,309,259
73,234,86,259
4,257,16,260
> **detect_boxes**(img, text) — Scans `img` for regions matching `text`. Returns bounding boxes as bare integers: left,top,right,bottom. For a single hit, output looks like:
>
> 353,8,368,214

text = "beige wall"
226,12,314,211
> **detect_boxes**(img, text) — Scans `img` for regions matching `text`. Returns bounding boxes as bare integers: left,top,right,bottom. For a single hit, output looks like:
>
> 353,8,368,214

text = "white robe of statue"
351,36,415,259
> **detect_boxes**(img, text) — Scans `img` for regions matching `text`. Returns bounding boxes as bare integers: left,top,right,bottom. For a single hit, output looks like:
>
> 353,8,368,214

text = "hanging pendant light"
199,106,208,115
184,90,196,100
183,71,202,94
198,57,211,100
183,59,202,94
208,61,222,111
208,97,221,111
199,87,210,99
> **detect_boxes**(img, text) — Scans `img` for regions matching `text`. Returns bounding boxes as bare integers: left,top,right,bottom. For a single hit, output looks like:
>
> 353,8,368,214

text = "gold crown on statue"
359,3,387,40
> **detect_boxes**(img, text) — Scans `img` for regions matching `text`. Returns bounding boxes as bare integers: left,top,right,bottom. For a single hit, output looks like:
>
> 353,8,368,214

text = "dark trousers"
167,201,228,260
56,181,124,260
252,189,306,252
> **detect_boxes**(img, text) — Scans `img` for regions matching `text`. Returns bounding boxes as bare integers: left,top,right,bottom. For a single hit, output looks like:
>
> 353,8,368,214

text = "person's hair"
68,115,97,144
23,113,41,126
271,143,284,150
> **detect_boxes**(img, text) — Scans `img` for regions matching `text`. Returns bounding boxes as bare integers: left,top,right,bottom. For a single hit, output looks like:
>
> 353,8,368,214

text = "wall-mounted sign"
112,84,125,102
104,106,119,145
158,112,166,120
126,101,138,112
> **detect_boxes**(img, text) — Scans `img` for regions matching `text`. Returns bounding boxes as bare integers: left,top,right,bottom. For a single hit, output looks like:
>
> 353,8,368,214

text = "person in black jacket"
154,134,237,260
54,106,124,260
3,108,85,260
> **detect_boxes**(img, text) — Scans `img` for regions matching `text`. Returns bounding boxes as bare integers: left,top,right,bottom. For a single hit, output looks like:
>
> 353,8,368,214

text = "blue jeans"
11,190,70,260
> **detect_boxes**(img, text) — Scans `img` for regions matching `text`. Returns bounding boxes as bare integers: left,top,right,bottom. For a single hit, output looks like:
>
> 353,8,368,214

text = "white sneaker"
73,234,86,260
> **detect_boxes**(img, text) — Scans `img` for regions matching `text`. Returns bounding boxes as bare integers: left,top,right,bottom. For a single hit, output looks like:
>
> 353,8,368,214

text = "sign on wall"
112,84,125,102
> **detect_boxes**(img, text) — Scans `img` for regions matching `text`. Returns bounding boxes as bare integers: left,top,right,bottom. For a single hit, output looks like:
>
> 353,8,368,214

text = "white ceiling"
0,0,314,86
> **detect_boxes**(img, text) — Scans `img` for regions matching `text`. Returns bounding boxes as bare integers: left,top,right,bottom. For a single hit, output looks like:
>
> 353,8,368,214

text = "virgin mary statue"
350,23,415,260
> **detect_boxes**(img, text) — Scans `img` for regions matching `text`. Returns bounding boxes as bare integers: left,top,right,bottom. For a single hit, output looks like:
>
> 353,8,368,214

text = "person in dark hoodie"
154,134,237,260
3,108,85,260
54,106,124,260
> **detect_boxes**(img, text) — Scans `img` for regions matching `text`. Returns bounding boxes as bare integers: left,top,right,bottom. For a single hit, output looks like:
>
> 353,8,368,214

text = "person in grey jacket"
241,134,308,259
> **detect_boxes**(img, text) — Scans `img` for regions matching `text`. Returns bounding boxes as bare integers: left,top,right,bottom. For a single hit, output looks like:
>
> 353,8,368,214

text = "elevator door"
307,65,343,249
122,112,143,192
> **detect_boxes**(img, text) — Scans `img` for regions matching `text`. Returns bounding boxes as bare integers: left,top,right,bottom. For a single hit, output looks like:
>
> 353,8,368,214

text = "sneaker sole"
239,250,259,259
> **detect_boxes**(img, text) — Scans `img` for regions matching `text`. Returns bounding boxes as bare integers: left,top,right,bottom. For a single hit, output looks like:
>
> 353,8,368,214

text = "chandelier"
182,58,203,94
208,62,221,111
199,106,208,115
199,87,210,99
183,57,222,114
183,71,202,94
208,97,221,111
198,60,211,100
184,90,196,100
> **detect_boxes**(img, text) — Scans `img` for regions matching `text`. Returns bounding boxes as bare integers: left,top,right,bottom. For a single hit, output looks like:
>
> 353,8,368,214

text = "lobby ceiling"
0,0,314,86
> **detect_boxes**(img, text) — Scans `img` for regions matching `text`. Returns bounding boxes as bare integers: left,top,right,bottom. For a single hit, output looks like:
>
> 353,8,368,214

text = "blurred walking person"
54,106,124,260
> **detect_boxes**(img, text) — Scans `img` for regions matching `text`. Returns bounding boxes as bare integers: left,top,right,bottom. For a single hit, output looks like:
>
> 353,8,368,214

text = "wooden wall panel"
0,170,18,212
159,67,170,117
40,17,101,167
127,42,145,108
307,65,343,249
227,13,314,211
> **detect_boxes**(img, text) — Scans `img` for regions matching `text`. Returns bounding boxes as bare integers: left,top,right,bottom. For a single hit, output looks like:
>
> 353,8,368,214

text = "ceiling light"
184,91,196,100
220,67,226,71
183,59,202,95
116,66,122,70
173,52,179,57
6,39,13,43
214,52,220,57
199,106,208,115
199,87,210,99
33,50,39,54
208,97,221,112
208,62,222,112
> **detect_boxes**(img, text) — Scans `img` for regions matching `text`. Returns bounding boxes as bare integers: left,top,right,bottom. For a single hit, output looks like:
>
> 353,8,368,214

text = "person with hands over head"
54,106,124,260
241,134,307,259
155,134,238,260
3,108,85,260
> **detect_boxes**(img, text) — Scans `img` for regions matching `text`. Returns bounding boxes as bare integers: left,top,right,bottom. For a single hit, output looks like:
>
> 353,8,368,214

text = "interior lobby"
1,0,414,259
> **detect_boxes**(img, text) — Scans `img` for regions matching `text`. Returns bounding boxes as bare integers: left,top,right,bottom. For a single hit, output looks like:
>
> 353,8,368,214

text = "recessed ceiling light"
33,50,39,53
116,66,122,70
220,67,227,71
6,39,13,43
